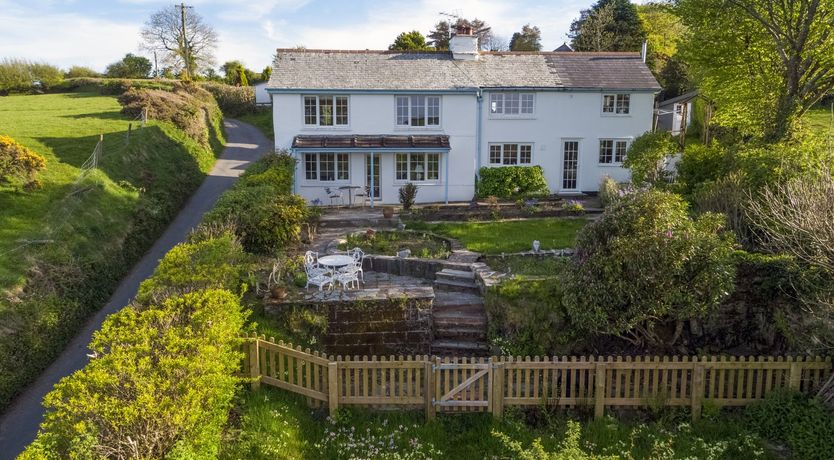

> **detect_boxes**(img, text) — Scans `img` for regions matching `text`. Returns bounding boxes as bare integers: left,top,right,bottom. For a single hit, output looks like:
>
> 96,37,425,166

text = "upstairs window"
602,94,630,115
598,139,628,164
396,96,440,127
488,143,533,165
489,93,534,116
304,95,349,126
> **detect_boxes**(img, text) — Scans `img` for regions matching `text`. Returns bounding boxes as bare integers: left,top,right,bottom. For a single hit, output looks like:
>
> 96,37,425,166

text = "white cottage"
267,30,660,205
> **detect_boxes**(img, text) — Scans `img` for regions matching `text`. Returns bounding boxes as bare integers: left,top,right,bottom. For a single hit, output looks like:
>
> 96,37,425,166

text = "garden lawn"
221,386,777,460
411,217,588,254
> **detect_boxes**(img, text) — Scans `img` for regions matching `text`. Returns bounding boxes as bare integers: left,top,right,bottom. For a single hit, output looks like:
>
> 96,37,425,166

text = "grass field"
409,217,588,254
0,92,215,287
221,387,775,459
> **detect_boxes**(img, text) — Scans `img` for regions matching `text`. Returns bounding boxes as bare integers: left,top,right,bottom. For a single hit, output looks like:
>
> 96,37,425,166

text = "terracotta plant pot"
271,286,287,299
382,206,395,218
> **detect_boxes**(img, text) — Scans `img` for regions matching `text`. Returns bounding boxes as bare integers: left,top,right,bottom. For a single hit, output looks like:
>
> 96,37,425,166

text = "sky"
0,0,645,73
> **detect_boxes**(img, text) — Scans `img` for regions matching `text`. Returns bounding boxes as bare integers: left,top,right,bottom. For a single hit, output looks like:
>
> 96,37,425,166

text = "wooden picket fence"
242,335,833,421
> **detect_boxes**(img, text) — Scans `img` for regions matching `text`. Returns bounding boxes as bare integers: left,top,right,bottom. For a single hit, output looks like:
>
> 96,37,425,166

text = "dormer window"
489,93,534,116
602,94,630,115
396,96,440,127
304,95,348,126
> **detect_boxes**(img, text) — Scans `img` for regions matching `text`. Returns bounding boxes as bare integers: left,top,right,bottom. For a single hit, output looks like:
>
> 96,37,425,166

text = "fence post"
248,334,260,390
492,361,504,418
424,359,435,421
691,361,705,421
594,362,606,419
789,361,802,391
328,362,339,417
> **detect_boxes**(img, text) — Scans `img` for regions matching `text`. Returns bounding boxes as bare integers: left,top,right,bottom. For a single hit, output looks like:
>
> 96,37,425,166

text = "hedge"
200,82,255,117
476,166,549,198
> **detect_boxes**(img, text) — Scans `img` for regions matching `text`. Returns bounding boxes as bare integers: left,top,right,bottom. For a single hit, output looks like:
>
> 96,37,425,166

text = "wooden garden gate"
433,358,492,412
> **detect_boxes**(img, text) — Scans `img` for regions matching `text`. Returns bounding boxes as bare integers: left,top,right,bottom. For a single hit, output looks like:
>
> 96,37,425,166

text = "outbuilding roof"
268,49,661,92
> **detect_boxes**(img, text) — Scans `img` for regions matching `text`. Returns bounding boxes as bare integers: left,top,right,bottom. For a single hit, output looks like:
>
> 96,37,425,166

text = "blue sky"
0,0,644,72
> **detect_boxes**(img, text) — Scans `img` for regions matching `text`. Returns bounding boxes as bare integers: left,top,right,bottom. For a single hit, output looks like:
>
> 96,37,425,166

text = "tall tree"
389,30,430,51
261,66,272,82
570,0,646,51
140,5,218,80
220,61,246,85
509,24,543,51
427,18,492,50
638,2,690,99
678,0,834,141
105,54,152,79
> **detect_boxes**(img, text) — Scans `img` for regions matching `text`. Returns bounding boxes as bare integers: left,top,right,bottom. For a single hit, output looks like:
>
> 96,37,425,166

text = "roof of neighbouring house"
292,134,451,150
554,43,574,52
267,49,661,92
658,90,699,108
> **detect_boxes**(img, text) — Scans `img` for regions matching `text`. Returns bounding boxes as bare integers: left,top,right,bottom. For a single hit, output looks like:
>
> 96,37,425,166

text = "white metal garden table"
317,254,355,270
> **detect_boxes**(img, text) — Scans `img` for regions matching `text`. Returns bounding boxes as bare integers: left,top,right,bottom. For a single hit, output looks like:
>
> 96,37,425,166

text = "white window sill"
597,163,625,167
600,113,632,118
393,125,443,131
301,125,351,130
488,115,537,120
486,163,534,167
393,181,442,186
300,180,352,186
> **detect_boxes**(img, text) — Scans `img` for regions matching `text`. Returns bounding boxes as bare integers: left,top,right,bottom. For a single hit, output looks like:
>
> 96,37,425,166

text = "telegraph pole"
177,3,191,80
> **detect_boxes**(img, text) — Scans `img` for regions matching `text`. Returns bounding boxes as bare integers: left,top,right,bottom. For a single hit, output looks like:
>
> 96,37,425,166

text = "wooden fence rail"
241,335,833,421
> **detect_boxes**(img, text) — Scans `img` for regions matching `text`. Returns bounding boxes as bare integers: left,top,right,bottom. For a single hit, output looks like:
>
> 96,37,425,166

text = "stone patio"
271,270,432,305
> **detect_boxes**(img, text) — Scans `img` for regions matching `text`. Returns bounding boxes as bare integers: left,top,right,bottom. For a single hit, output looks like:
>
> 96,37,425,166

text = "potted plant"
382,206,395,218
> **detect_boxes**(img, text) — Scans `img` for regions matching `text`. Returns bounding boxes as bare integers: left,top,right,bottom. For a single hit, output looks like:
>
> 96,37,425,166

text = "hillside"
0,91,222,407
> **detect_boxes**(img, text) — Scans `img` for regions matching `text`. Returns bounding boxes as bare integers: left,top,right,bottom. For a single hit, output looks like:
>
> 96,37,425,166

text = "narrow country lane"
0,119,271,458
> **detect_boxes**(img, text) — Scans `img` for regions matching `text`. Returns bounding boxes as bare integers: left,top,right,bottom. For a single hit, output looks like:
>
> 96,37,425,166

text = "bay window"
395,153,440,182
304,153,350,181
396,95,440,127
304,95,349,126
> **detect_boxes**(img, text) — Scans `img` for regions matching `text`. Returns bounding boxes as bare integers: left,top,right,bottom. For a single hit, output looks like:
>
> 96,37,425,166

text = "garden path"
0,119,271,458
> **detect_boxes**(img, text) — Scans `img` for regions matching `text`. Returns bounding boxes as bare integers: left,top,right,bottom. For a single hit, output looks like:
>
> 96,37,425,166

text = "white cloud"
0,12,142,71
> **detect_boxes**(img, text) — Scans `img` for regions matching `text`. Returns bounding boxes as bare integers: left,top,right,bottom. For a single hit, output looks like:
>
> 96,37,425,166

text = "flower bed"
339,229,452,259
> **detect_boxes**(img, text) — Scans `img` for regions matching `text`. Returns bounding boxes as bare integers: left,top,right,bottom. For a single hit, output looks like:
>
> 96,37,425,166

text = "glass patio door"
562,140,579,190
366,154,380,200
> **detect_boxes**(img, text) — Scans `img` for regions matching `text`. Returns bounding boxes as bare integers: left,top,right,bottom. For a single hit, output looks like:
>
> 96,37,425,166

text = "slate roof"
293,134,451,150
268,49,660,92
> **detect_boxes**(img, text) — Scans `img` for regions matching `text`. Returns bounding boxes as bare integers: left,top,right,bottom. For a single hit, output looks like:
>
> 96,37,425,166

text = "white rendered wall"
254,83,271,105
480,91,655,192
273,92,477,204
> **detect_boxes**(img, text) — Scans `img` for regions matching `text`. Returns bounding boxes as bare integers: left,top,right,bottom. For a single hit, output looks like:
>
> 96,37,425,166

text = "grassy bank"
409,217,588,253
0,91,223,407
221,386,776,460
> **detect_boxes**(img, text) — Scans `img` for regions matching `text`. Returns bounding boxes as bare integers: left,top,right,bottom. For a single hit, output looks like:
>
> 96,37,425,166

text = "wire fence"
1,107,149,259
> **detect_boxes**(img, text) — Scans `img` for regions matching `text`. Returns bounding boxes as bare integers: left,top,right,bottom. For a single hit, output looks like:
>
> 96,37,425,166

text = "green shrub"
598,176,621,208
0,58,63,93
746,390,834,460
20,289,246,459
135,233,250,305
206,186,309,254
494,420,617,460
486,276,575,356
237,151,296,193
476,166,549,198
623,131,679,186
398,182,419,210
0,134,46,189
201,81,255,117
562,190,736,346
64,66,99,78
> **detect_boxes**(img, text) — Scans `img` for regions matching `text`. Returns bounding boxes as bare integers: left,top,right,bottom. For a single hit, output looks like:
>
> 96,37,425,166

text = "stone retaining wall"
266,287,434,356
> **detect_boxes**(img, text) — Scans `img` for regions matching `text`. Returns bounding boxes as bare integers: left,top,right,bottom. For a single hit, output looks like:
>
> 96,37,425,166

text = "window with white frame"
598,139,629,164
303,95,349,126
602,94,630,115
304,153,350,181
488,143,533,165
489,93,535,116
395,153,440,182
396,95,440,127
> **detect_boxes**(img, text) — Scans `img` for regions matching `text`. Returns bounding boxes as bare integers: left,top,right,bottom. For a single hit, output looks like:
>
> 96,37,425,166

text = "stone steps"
434,326,487,341
434,310,487,327
433,278,481,295
431,339,490,356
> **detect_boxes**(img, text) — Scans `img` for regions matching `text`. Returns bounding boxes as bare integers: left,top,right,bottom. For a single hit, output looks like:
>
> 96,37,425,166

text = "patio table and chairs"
338,185,363,207
306,249,364,291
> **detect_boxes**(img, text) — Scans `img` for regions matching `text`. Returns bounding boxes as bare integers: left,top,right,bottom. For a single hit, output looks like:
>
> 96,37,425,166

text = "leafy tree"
637,2,691,99
0,58,63,93
221,61,246,85
141,5,218,79
570,0,646,51
389,30,430,51
509,24,542,51
237,67,249,87
623,131,680,185
427,18,492,50
105,53,152,79
562,190,736,347
677,0,834,141
261,66,272,82
64,66,99,78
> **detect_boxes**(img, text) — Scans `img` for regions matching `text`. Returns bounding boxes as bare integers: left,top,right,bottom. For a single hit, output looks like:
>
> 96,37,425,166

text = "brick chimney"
450,25,479,60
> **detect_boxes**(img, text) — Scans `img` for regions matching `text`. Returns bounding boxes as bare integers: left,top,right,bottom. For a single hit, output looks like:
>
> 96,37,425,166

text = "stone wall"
266,287,434,356
363,255,463,280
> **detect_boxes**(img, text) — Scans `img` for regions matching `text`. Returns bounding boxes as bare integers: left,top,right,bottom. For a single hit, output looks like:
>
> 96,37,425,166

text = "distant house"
253,82,271,106
266,28,660,205
656,90,698,135
554,43,574,52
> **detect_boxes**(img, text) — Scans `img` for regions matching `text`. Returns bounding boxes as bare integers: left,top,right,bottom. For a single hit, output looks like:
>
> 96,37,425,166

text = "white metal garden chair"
332,269,360,290
339,247,365,283
324,187,343,206
304,251,332,290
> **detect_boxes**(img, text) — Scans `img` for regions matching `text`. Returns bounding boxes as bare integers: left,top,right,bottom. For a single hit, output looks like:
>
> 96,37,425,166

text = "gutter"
475,89,483,180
